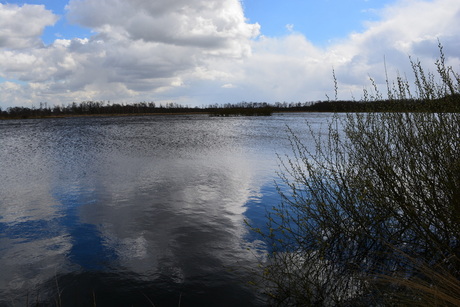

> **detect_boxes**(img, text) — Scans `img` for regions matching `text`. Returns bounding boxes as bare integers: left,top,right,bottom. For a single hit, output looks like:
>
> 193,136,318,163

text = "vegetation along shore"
2,93,459,120
246,43,460,305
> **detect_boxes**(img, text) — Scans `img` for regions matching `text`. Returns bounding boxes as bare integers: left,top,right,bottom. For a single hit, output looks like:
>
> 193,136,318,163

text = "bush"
250,43,460,306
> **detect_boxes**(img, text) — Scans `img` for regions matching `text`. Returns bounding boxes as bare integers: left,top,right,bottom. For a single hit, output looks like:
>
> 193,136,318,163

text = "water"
0,113,333,306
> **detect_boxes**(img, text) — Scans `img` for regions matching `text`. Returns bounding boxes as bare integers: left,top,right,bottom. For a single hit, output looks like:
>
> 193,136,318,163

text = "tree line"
1,96,459,119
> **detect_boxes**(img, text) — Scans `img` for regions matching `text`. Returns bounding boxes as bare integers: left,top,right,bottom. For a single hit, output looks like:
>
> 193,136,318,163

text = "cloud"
0,3,58,49
0,0,459,107
207,34,332,103
328,0,460,95
66,0,259,54
220,0,460,103
0,0,260,107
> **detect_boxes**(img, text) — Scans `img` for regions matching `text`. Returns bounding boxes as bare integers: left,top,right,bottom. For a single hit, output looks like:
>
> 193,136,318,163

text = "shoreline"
0,111,213,120
0,110,322,120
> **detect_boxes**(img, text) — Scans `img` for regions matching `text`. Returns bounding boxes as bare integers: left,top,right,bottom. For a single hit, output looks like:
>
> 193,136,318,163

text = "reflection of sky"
243,179,309,254
243,182,280,246
0,185,114,274
53,187,117,271
83,152,258,276
0,113,335,305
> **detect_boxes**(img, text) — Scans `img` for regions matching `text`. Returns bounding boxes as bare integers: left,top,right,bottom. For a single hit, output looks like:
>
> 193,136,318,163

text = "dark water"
0,113,332,306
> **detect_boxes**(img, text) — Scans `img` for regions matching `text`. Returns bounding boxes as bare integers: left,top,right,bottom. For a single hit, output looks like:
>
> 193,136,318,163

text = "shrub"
250,43,460,306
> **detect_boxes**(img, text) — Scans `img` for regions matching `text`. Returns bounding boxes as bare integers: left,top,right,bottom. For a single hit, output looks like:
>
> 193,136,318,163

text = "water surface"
0,113,333,306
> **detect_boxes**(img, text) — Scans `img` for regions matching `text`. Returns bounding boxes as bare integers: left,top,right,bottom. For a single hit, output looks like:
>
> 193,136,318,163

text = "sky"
0,0,459,108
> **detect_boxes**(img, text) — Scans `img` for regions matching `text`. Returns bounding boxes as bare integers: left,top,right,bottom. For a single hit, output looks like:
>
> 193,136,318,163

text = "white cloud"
207,34,331,103
215,0,460,103
0,3,58,49
66,0,259,54
0,0,260,107
328,0,460,96
0,0,459,108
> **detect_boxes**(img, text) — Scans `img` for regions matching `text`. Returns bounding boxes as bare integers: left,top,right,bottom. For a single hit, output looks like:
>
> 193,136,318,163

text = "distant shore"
1,96,459,120
0,111,211,120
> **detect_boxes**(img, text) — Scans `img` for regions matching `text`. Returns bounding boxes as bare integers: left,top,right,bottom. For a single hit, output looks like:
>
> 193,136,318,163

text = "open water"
0,113,333,306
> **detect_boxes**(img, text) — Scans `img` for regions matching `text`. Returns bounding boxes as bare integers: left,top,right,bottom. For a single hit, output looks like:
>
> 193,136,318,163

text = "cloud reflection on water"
0,113,332,305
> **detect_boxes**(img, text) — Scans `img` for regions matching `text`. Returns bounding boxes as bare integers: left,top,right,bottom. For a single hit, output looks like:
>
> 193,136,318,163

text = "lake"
0,113,333,306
